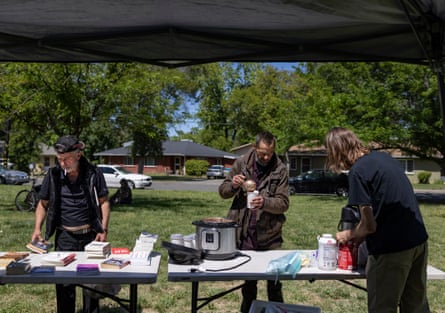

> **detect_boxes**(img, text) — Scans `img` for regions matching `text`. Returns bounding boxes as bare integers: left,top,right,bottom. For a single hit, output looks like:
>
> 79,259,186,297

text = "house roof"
94,140,238,159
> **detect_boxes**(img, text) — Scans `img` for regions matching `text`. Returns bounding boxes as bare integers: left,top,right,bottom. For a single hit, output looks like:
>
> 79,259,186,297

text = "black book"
6,261,31,275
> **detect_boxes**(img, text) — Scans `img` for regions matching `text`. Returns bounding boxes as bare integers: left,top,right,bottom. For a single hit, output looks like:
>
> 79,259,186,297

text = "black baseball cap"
54,135,85,153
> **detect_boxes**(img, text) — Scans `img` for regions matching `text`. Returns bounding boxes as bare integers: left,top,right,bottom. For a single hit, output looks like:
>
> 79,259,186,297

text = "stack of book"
26,240,53,254
41,252,76,266
84,241,111,258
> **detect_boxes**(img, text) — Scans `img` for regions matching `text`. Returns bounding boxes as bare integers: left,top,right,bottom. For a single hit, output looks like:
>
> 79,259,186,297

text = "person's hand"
336,230,352,244
95,232,107,242
31,231,43,243
231,174,246,189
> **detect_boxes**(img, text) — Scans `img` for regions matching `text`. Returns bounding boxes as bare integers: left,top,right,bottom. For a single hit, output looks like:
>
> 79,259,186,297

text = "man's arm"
95,196,110,241
219,161,244,198
337,204,376,245
31,200,48,242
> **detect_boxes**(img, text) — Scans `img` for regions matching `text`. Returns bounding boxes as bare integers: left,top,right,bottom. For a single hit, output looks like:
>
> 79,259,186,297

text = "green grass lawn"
1,185,445,313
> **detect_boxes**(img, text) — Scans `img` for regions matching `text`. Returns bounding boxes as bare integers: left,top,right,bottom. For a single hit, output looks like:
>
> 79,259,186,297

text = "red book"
111,247,131,255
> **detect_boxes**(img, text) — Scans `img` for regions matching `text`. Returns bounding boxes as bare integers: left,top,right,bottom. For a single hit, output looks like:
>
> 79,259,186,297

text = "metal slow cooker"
192,217,239,260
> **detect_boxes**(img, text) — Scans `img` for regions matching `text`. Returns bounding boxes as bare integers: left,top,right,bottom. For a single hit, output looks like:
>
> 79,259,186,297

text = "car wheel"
127,181,136,189
336,186,348,197
289,186,296,195
0,176,5,184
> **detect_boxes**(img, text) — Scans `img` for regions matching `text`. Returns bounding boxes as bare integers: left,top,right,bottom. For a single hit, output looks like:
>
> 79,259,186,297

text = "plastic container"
338,242,357,270
317,234,337,270
247,190,259,209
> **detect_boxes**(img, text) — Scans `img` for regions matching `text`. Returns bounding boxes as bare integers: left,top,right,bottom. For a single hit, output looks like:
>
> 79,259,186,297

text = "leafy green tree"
308,62,445,172
0,63,188,171
192,63,264,150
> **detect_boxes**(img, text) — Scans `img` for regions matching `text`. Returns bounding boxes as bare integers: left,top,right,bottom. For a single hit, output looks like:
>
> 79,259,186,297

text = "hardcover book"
31,266,56,274
100,257,130,269
76,263,100,275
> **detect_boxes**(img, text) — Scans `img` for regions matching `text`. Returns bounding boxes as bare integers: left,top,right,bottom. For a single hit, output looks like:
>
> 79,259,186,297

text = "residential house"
94,140,238,175
231,143,253,156
287,144,443,184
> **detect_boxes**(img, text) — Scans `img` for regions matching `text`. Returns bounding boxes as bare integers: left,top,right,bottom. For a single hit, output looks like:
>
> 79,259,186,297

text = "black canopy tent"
0,0,443,66
0,0,444,132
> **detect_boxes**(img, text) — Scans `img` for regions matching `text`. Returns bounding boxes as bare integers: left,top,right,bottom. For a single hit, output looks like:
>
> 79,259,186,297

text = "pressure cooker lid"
192,217,238,228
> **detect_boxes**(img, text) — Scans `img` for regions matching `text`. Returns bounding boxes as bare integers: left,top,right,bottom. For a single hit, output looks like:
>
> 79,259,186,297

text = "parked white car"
97,164,152,189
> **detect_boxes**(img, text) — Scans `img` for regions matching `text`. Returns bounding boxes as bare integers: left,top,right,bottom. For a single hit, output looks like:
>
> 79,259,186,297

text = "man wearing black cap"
31,135,110,313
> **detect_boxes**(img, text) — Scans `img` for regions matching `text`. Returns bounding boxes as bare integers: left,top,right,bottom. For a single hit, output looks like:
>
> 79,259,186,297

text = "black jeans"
240,280,283,313
55,229,99,313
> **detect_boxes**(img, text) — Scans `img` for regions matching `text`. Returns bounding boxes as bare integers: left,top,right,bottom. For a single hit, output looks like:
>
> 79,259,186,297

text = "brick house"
93,140,238,175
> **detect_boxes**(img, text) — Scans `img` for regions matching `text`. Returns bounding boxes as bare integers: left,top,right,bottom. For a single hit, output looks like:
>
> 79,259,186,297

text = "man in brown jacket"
219,131,289,313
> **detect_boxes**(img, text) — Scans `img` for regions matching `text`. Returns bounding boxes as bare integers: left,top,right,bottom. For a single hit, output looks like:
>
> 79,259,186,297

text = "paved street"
149,178,221,192
30,177,445,202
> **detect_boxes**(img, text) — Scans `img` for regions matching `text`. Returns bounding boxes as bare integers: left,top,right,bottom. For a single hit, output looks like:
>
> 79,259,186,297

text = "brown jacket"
219,148,289,250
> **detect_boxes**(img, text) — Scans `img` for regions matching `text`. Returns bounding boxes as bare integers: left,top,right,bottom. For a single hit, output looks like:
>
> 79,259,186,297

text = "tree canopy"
0,61,443,173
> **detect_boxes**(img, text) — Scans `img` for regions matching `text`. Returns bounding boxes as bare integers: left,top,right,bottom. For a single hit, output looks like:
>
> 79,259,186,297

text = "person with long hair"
325,127,429,313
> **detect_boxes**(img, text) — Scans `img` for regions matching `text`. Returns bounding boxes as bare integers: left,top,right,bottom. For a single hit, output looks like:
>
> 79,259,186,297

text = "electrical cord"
204,252,252,272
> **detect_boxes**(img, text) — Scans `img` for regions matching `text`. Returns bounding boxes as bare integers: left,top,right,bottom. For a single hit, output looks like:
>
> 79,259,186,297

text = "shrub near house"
418,171,432,184
185,160,209,176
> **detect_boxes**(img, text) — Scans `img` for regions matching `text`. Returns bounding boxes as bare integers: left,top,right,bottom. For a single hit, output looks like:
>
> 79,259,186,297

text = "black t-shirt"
39,165,108,228
348,151,428,255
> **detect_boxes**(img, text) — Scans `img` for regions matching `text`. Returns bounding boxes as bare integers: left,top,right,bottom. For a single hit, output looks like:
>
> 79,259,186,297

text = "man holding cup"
219,131,289,313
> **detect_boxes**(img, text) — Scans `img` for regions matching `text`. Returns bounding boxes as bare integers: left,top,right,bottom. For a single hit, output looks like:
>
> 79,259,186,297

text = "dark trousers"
55,229,99,313
240,280,283,313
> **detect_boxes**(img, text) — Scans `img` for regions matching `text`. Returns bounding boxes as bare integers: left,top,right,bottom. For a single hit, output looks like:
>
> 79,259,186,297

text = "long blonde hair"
325,127,369,172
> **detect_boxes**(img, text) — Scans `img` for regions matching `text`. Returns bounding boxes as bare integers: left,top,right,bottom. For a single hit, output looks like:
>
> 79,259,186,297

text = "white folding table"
0,251,162,313
167,250,445,313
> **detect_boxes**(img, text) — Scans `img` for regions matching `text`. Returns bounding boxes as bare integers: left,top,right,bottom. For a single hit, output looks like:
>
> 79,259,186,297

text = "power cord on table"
202,252,252,272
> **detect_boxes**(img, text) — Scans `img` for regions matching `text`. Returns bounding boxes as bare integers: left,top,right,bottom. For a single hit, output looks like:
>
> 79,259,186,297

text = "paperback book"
100,257,131,269
26,240,53,254
0,251,30,261
41,252,76,266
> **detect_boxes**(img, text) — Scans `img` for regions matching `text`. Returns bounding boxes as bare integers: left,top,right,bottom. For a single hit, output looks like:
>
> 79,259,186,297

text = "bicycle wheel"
15,190,36,212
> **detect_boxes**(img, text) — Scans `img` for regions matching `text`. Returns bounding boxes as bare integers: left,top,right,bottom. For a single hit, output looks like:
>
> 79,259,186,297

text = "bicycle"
15,178,41,212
